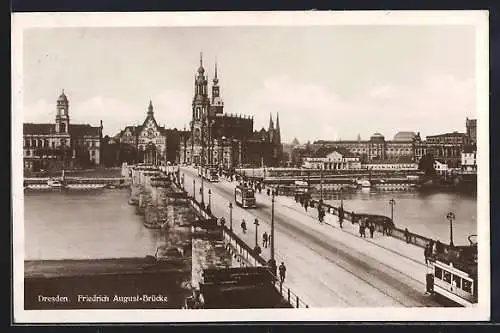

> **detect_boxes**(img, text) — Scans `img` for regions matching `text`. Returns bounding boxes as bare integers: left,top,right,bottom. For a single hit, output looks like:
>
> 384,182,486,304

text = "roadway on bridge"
181,166,441,308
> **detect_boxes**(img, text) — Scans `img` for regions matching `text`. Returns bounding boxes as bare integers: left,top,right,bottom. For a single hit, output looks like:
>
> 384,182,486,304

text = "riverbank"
25,167,123,179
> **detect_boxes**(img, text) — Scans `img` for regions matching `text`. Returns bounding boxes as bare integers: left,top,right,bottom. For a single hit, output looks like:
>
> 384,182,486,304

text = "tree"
418,153,436,177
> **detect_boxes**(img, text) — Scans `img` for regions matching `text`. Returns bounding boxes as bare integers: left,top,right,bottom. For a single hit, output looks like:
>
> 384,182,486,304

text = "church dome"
197,65,205,74
57,90,68,103
370,132,385,142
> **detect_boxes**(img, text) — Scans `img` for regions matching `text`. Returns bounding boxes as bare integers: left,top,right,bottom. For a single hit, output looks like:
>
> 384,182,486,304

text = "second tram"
234,185,256,208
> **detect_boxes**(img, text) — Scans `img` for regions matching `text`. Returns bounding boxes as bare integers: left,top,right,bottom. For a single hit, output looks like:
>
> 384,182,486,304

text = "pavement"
180,166,441,308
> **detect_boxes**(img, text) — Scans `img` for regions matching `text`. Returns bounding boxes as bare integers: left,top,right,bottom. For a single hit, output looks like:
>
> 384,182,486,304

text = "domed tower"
55,89,70,133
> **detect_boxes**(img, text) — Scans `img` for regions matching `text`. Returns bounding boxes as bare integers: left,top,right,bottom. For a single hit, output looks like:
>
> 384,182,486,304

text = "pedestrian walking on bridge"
279,262,287,284
369,222,375,238
241,219,247,234
424,243,432,265
263,231,269,248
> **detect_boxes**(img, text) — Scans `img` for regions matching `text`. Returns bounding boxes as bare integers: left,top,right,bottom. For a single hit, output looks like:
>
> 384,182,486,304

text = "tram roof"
433,245,477,278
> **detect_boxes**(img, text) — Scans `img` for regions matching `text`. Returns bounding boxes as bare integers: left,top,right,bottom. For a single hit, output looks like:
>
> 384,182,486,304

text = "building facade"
23,90,102,172
179,53,283,168
303,149,361,170
114,101,182,165
311,131,422,164
461,144,477,173
425,132,471,168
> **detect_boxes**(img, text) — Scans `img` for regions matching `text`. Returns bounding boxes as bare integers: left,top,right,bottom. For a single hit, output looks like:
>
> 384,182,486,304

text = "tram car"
199,167,219,182
234,185,256,208
428,239,478,307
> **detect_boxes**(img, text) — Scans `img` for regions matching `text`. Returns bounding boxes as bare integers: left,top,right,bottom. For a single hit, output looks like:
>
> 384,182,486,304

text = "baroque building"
114,101,181,165
23,90,102,172
179,53,283,168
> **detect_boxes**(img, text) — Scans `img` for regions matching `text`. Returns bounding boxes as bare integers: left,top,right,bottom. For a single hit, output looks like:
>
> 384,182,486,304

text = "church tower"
191,52,210,164
268,113,274,143
55,89,70,134
210,59,224,116
275,113,281,145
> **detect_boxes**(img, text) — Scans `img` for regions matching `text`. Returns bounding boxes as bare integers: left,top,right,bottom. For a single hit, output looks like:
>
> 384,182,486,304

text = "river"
23,188,477,260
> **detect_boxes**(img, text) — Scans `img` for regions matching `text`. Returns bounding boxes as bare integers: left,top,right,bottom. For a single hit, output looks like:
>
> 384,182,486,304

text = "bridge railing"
308,198,452,252
172,177,309,308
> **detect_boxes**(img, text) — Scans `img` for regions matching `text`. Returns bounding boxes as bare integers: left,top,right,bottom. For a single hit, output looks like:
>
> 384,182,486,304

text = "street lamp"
320,167,324,202
447,212,455,247
229,202,233,232
208,189,212,210
271,192,275,261
389,198,396,223
254,218,260,248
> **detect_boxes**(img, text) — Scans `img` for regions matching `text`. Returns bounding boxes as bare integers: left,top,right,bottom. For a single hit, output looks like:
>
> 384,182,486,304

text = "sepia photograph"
11,11,490,323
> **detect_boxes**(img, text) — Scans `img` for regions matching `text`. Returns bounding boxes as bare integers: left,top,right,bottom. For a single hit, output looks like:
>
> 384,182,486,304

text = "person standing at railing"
279,262,287,284
404,228,410,243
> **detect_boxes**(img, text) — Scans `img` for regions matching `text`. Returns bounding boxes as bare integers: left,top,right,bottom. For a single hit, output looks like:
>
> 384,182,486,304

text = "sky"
22,25,477,143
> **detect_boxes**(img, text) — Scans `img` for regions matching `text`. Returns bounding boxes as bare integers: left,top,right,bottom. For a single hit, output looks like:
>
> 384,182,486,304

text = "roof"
24,123,100,137
312,146,355,158
393,131,417,142
427,132,466,138
69,124,101,137
371,132,384,138
23,123,55,135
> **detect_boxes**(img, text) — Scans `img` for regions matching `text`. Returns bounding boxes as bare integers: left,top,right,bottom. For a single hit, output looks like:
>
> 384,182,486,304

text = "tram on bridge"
234,185,256,208
428,237,478,307
199,167,219,182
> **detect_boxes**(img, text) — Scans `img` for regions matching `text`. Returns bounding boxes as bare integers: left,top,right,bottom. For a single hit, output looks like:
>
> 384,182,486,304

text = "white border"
11,10,490,323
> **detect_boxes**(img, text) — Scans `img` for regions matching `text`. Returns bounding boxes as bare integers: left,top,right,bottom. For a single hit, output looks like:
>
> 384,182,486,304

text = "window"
26,150,30,156
443,270,452,284
435,267,443,279
452,275,461,289
52,142,55,149
462,279,472,293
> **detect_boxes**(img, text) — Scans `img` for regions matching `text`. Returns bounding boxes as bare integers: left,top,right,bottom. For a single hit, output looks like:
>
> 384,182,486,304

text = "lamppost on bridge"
271,191,275,261
447,212,455,247
389,198,396,223
193,179,196,198
208,189,212,211
320,166,324,203
254,218,260,248
229,202,233,232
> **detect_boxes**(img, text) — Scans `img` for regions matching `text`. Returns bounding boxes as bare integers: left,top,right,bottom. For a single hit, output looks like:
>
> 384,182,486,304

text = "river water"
23,188,477,260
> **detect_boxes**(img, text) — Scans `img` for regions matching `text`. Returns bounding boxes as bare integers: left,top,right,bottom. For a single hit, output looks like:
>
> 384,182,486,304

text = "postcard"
12,10,490,323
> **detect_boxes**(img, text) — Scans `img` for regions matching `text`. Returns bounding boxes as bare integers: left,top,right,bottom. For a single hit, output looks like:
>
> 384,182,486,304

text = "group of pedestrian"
382,219,393,236
358,218,376,238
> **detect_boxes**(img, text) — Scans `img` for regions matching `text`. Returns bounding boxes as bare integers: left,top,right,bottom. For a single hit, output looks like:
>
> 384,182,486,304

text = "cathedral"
179,53,283,169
